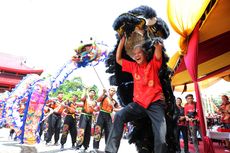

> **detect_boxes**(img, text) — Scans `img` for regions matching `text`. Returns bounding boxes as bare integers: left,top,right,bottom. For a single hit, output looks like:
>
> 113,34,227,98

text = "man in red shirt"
105,34,167,153
184,94,200,153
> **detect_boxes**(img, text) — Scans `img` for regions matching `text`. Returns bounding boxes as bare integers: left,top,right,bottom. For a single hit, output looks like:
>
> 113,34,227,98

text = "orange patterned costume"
76,90,97,151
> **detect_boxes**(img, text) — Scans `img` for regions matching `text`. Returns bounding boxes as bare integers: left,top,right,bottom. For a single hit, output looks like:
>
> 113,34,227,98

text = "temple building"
0,52,43,93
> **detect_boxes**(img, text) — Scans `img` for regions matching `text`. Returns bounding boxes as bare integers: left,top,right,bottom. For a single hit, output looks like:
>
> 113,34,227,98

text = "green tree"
49,77,98,100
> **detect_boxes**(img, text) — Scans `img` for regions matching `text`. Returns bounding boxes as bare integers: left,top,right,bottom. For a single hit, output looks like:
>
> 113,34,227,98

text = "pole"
92,66,106,90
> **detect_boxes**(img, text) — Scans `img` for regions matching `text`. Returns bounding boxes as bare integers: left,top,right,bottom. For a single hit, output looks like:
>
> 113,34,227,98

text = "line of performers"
40,87,122,152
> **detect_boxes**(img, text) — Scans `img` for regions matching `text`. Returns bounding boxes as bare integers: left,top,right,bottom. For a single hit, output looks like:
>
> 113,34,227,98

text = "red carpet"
180,139,229,153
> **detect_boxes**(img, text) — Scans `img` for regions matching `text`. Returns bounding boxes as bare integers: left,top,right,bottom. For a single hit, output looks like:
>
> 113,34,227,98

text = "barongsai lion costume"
105,6,179,153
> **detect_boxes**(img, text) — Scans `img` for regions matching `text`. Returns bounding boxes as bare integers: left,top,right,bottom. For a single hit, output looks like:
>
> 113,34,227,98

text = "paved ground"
0,128,137,153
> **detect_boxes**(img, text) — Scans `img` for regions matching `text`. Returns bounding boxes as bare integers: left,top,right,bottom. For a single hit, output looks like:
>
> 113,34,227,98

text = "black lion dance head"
105,5,179,153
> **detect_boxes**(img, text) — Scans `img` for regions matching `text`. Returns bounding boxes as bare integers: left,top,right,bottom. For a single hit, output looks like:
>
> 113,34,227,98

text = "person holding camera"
175,97,189,153
184,94,200,153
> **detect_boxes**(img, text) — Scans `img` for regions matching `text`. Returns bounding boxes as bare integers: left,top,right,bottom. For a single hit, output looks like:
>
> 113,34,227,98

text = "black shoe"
71,144,75,149
84,147,88,152
14,136,17,141
76,146,80,150
54,142,59,146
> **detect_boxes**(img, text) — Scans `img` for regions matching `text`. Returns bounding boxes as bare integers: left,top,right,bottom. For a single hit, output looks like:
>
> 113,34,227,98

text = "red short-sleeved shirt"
122,55,163,108
184,102,199,126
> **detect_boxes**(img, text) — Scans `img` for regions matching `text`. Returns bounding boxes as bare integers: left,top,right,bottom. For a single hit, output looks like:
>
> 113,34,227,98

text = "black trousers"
76,114,92,149
60,114,77,145
105,101,167,153
39,120,48,141
39,121,44,138
175,125,189,153
93,111,112,149
46,113,62,144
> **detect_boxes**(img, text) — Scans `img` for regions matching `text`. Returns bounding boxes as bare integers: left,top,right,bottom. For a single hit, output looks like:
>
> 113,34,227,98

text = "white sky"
0,0,180,90
0,0,229,99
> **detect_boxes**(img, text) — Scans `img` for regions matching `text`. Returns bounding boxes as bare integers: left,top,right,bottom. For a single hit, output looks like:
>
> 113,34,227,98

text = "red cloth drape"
184,22,215,153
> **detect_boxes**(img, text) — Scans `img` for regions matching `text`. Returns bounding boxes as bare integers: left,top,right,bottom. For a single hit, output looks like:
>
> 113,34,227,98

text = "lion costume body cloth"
105,6,179,153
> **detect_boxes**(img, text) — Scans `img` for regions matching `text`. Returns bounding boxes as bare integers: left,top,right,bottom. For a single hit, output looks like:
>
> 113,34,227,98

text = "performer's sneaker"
45,142,52,146
60,145,64,151
75,149,84,153
90,149,99,153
